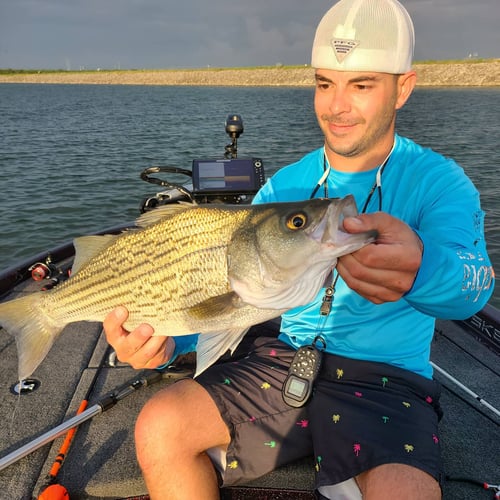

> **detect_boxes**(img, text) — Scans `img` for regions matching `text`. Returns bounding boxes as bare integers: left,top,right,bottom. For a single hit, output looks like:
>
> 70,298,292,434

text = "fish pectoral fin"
72,234,118,274
188,292,244,320
194,328,249,377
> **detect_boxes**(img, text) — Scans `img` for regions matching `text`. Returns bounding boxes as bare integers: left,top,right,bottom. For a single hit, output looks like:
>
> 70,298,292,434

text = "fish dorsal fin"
188,292,244,320
195,328,249,376
135,202,198,228
72,234,118,274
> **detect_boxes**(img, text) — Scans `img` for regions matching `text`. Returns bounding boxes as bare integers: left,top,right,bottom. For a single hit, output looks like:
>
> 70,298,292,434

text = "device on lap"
282,337,326,408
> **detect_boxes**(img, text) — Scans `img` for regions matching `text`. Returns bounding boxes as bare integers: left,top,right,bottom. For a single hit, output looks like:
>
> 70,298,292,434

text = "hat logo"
331,38,359,63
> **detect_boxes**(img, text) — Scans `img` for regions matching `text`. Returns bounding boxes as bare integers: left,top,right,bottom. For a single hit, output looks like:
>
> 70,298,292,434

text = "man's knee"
134,382,188,467
135,378,230,459
356,463,441,500
134,379,224,498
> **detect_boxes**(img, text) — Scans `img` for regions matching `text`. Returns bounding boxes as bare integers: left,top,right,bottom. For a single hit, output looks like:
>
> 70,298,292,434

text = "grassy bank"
0,59,499,86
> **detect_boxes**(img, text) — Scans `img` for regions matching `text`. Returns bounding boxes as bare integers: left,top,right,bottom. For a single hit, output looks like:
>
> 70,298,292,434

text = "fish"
0,196,377,380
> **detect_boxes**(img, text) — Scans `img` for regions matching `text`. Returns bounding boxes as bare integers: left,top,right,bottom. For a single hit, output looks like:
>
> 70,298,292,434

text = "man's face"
314,69,405,164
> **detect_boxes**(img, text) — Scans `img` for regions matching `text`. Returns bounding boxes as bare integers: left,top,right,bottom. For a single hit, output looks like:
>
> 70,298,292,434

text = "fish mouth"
309,195,356,243
309,195,377,248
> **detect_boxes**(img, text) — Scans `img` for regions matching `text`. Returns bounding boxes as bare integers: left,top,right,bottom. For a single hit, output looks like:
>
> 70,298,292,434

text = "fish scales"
0,197,378,379
43,206,249,330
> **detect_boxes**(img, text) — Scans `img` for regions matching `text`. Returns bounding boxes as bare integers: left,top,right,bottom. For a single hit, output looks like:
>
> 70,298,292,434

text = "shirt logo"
331,38,359,63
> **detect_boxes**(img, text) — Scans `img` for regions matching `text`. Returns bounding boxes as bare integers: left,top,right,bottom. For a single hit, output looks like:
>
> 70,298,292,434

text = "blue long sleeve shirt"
172,134,494,378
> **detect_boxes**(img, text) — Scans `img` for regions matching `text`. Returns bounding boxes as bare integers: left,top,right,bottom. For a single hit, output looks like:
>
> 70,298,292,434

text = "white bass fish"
0,196,376,379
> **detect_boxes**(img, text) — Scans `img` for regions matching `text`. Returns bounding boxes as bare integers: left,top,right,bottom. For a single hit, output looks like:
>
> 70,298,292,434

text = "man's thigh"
309,353,443,490
195,331,313,486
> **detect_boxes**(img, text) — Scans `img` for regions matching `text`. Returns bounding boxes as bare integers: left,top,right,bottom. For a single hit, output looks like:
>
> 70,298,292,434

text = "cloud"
0,0,498,69
406,0,500,59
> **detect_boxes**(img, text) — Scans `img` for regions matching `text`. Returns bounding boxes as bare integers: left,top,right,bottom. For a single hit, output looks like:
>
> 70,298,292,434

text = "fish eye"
286,212,307,230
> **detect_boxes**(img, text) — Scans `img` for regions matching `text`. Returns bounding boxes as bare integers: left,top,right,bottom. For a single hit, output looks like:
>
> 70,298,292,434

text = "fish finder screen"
192,158,262,194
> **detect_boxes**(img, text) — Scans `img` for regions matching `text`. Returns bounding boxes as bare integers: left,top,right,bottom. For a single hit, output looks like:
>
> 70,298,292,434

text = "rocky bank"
0,60,499,87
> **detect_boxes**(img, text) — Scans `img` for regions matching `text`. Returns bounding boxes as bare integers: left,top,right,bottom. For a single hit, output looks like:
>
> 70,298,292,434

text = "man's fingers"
103,306,130,342
122,323,155,354
102,306,172,369
127,336,175,369
337,257,411,303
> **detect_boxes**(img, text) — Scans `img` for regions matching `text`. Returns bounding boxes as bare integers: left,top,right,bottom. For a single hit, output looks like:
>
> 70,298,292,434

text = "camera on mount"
140,114,266,211
224,114,244,159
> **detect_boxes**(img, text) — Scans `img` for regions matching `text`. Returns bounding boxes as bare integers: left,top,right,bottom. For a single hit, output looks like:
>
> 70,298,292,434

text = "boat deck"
0,273,498,499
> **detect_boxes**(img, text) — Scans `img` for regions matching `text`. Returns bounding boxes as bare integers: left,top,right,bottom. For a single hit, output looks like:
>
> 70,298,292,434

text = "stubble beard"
321,96,398,160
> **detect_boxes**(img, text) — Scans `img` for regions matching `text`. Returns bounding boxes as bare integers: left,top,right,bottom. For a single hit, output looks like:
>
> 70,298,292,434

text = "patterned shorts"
195,323,443,489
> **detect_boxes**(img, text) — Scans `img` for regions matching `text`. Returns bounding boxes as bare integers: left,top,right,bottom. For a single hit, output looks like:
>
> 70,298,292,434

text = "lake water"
0,83,498,308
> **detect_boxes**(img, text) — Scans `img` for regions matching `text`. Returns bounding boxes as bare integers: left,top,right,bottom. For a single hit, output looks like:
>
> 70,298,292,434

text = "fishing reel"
28,256,72,291
29,258,58,282
139,114,265,212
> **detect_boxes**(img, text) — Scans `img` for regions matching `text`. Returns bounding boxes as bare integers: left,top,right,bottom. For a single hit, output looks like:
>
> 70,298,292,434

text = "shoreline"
0,60,499,87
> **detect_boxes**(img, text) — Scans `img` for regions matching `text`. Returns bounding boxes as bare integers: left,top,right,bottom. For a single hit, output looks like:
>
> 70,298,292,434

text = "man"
104,0,494,498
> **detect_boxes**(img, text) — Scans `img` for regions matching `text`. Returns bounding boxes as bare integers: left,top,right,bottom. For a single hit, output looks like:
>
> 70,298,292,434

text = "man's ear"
395,70,417,110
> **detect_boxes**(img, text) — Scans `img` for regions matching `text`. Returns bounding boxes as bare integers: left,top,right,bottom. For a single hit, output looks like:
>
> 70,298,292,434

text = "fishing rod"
36,345,111,499
429,363,498,500
0,365,192,473
445,476,500,499
430,361,500,420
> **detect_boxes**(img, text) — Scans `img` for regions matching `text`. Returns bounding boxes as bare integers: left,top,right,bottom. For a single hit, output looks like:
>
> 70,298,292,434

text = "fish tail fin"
0,294,62,380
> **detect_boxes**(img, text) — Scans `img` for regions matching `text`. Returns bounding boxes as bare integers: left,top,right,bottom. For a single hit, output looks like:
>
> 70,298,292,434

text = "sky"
0,0,498,70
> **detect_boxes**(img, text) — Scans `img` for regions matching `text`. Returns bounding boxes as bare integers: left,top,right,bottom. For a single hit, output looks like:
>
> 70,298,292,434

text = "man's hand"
103,306,174,369
337,213,423,304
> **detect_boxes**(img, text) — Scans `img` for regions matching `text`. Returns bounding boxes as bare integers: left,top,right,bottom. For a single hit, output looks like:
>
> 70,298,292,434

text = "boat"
0,116,498,500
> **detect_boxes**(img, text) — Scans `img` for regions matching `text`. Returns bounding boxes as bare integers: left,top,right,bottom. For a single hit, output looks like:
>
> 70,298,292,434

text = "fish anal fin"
188,292,243,320
72,234,118,274
195,328,249,377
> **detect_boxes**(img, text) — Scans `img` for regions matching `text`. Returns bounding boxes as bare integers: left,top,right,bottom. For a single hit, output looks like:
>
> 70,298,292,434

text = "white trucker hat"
311,0,415,74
